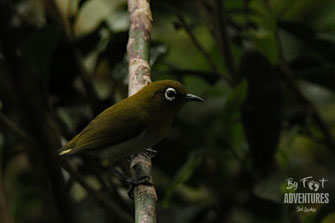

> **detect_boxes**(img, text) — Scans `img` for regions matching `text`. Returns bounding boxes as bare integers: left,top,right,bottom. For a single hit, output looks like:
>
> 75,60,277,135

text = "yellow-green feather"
58,80,189,156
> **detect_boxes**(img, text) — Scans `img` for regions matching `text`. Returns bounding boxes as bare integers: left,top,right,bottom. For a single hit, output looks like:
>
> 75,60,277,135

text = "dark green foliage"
240,50,282,177
0,0,334,223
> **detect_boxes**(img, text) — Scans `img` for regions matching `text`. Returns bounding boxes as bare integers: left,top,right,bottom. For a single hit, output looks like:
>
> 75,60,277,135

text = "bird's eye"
165,88,177,101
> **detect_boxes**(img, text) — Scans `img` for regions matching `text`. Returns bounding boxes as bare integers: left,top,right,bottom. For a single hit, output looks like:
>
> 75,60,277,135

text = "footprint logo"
308,181,320,192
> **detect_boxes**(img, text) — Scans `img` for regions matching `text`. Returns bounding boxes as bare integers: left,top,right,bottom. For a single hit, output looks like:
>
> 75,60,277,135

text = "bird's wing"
59,101,144,155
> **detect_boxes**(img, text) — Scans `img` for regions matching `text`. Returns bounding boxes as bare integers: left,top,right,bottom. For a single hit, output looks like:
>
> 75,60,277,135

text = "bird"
57,80,204,160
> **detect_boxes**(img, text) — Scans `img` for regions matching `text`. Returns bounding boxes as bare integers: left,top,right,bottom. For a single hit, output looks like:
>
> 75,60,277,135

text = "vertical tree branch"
0,168,13,223
127,0,157,222
127,0,152,96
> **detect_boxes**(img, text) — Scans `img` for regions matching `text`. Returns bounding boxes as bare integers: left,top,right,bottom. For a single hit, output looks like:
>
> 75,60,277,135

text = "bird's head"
135,80,204,117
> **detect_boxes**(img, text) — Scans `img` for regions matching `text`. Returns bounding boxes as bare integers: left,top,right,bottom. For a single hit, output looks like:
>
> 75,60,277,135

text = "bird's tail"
58,149,72,156
57,134,80,156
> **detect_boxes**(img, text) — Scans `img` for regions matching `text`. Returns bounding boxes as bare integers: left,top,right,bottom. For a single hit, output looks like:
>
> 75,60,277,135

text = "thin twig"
176,13,233,85
215,0,236,78
0,112,132,221
60,160,133,223
0,15,76,220
274,20,335,152
0,112,35,145
197,0,220,44
43,0,101,115
278,66,335,150
197,0,236,82
177,14,219,73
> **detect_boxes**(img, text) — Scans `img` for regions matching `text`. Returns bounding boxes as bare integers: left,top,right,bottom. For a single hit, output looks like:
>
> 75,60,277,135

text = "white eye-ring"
165,88,177,101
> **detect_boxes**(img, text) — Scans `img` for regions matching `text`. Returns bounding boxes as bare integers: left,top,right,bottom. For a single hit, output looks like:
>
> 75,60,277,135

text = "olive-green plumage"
58,80,203,160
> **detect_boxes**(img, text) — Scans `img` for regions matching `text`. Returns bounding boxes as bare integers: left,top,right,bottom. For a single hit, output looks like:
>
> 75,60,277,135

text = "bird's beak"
185,93,204,102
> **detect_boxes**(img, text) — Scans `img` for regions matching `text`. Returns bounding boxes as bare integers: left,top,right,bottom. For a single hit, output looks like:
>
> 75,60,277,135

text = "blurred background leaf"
0,0,334,223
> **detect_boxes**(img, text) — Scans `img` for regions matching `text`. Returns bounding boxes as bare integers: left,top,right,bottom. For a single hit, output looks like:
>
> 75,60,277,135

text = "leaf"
253,173,283,204
249,29,279,64
320,213,335,223
78,0,91,10
162,151,203,207
150,41,168,67
75,21,106,56
280,0,335,24
285,42,335,92
95,31,128,70
249,0,280,64
239,50,283,176
222,80,248,122
219,80,247,149
296,66,335,91
279,22,335,64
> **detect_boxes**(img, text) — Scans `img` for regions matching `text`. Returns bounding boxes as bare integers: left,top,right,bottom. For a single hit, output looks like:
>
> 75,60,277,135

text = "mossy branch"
127,0,157,222
127,0,152,96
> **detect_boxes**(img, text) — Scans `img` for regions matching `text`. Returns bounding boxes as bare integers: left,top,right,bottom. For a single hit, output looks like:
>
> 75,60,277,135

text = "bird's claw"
145,148,157,158
126,148,157,162
127,176,153,199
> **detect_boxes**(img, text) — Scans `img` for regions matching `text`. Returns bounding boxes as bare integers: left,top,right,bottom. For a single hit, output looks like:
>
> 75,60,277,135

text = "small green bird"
58,80,203,160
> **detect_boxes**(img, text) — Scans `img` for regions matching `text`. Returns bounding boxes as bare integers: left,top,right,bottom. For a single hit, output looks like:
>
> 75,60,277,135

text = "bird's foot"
103,162,154,199
145,148,157,158
126,148,157,162
127,176,153,199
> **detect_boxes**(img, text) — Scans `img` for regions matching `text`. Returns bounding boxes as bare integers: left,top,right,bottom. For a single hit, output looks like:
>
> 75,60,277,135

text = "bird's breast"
95,128,163,160
92,116,173,160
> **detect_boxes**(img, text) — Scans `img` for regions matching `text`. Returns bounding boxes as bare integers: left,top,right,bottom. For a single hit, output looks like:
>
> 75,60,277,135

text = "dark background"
0,0,334,222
